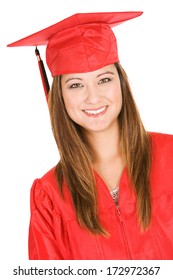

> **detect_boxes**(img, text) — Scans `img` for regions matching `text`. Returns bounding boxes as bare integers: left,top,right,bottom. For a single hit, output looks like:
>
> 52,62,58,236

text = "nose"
85,85,100,104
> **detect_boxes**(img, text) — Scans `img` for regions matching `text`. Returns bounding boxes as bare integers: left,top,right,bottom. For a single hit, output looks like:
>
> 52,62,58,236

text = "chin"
83,124,113,133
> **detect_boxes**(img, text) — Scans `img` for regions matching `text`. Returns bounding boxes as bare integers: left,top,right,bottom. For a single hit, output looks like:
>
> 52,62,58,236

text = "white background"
0,0,173,272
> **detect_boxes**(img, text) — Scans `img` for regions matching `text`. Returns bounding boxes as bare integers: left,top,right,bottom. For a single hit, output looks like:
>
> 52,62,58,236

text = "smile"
83,106,107,116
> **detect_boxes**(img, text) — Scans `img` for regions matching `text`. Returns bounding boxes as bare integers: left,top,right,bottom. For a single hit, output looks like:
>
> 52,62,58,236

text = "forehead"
62,64,117,81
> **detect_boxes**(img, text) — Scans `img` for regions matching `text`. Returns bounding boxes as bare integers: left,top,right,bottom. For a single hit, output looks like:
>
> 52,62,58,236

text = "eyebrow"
65,77,83,84
65,71,115,84
97,71,115,78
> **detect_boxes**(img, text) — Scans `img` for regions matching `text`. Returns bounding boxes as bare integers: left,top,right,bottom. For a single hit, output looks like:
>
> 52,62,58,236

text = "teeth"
84,106,106,115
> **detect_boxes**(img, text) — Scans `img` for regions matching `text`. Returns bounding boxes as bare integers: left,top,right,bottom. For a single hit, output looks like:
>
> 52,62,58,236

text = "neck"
85,123,122,164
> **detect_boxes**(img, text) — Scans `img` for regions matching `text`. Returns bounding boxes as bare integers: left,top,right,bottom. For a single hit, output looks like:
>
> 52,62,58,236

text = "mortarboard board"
7,11,143,98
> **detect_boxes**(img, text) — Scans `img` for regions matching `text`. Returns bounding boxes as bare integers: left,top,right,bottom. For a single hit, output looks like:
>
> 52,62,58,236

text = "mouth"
82,106,108,117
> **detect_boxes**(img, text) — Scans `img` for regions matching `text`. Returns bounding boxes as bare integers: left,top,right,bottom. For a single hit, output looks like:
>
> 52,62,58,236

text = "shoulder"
150,132,173,164
30,166,60,204
30,166,74,215
150,131,173,148
30,167,75,221
149,131,173,162
149,132,173,195
40,166,58,189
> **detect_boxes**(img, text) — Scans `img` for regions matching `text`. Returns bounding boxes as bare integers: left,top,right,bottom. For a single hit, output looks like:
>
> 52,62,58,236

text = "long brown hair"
48,63,152,234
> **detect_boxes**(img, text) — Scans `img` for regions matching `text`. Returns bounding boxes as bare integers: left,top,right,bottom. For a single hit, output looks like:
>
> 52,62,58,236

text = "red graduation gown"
28,132,173,259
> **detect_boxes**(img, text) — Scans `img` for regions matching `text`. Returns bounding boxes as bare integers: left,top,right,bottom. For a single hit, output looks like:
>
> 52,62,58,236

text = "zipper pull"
117,205,121,215
116,205,124,224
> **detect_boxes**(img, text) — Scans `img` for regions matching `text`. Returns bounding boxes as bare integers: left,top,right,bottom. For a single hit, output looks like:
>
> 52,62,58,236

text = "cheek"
111,86,123,108
63,96,72,111
62,92,73,110
62,94,81,119
117,92,123,108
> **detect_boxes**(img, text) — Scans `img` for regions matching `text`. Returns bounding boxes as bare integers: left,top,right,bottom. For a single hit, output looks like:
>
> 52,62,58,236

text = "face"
61,64,122,134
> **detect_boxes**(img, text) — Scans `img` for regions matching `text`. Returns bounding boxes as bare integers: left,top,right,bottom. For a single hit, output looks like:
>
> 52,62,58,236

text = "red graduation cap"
7,11,143,99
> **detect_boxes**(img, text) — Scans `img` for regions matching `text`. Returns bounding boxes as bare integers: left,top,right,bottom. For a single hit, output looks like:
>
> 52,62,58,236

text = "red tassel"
35,47,50,101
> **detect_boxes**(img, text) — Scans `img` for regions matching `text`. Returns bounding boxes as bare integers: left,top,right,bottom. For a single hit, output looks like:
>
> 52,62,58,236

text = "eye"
69,83,83,89
98,77,111,84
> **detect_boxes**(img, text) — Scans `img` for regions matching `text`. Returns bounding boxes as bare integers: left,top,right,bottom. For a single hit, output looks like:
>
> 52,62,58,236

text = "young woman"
8,12,173,259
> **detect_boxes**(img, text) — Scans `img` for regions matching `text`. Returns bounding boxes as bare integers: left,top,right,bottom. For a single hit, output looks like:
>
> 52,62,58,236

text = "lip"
82,106,108,118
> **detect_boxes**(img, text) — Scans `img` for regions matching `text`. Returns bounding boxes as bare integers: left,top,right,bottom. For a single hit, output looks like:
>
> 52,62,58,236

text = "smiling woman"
61,64,122,133
8,11,173,260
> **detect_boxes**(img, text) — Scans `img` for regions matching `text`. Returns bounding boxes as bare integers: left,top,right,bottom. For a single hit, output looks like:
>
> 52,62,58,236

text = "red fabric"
28,132,173,259
7,12,142,76
46,23,119,76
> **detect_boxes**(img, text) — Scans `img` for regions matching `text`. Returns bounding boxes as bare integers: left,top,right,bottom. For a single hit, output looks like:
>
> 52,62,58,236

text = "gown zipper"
116,204,132,259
